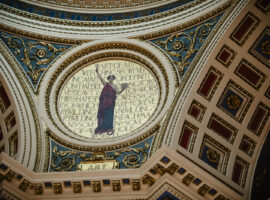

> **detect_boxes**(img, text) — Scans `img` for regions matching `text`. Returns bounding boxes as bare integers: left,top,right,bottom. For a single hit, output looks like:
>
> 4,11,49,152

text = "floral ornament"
206,149,220,164
227,94,241,110
51,141,150,171
155,18,217,76
1,33,67,84
261,40,270,55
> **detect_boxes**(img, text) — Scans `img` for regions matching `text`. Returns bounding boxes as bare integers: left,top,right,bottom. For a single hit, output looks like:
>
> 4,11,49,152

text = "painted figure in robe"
95,64,128,135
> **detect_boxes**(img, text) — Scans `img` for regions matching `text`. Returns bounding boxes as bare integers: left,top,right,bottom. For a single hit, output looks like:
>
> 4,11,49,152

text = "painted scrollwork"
227,94,241,110
155,18,217,76
111,141,150,168
1,33,66,84
51,141,150,171
51,146,92,171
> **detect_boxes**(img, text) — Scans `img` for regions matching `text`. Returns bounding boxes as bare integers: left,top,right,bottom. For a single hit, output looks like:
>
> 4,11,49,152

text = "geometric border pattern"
239,135,257,157
247,102,270,136
249,26,270,68
197,66,223,101
265,86,270,99
188,100,207,122
255,0,270,14
178,121,198,153
232,156,249,188
217,80,254,123
199,134,230,175
234,59,266,90
208,113,237,144
230,12,260,46
216,44,236,68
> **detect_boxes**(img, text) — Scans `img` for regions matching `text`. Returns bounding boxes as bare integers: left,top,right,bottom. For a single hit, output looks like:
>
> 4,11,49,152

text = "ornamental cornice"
0,0,231,39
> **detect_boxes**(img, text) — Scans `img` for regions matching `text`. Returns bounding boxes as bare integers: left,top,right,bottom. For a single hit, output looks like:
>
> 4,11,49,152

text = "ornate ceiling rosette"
39,38,176,150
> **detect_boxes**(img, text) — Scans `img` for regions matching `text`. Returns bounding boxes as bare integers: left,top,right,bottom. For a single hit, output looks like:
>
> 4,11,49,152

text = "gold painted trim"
44,41,171,150
0,0,207,27
234,58,266,90
208,113,238,144
54,54,162,140
140,1,232,40
156,0,235,149
0,41,42,172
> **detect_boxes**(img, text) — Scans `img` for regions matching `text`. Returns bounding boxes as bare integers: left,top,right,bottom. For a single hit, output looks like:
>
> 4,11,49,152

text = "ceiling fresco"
0,0,269,199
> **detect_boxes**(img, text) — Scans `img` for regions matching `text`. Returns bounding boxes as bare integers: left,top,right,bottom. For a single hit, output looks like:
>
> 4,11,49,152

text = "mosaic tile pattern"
0,32,72,90
151,16,222,76
49,136,154,171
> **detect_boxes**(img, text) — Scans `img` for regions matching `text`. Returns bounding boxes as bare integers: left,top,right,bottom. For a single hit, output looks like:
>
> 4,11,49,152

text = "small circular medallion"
36,49,47,58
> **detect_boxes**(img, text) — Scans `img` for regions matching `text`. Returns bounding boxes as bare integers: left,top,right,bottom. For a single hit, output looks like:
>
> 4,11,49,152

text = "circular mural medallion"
58,60,159,140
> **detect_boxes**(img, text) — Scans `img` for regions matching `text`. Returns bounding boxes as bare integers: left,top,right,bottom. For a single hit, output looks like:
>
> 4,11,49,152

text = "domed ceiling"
0,0,269,199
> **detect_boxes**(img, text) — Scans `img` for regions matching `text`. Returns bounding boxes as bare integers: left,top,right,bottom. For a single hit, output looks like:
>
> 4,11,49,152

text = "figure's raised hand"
121,83,129,90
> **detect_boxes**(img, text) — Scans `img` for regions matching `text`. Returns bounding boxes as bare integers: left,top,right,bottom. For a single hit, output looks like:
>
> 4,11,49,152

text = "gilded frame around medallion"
40,39,176,151
55,56,161,140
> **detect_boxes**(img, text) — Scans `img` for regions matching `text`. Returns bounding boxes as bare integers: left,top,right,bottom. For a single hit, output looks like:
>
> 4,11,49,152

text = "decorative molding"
0,40,42,172
230,12,260,46
216,44,236,67
247,101,270,136
0,0,202,22
151,16,221,76
208,113,237,144
232,156,249,188
255,0,270,14
239,135,256,157
0,146,241,199
199,134,230,175
198,66,223,101
178,120,198,153
249,26,270,68
234,58,266,90
188,99,206,122
217,80,254,123
265,86,270,99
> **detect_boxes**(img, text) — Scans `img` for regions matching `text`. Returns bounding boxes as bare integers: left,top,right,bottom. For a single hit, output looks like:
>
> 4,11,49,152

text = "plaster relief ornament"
58,60,159,140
